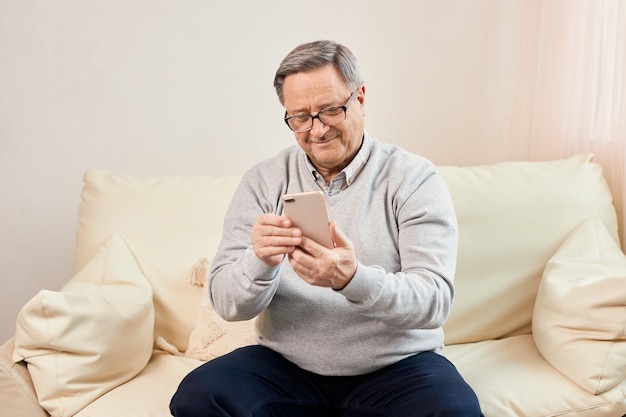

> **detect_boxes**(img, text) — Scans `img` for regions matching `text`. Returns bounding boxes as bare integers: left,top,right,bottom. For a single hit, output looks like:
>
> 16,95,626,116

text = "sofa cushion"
13,234,154,417
533,217,626,394
73,351,203,417
444,335,626,417
0,338,49,417
440,154,618,344
155,258,256,361
74,169,242,352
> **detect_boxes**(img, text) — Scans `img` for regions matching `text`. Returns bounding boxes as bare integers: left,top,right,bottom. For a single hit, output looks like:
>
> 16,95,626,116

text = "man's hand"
288,221,357,290
252,214,302,266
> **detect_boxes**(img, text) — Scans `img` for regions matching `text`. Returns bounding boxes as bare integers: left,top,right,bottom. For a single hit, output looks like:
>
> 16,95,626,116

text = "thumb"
330,221,352,249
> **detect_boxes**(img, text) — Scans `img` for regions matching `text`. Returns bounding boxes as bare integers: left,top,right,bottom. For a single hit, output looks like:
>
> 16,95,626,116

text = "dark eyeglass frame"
283,90,357,132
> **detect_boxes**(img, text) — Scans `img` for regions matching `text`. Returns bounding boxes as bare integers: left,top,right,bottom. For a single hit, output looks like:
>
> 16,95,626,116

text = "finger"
257,244,296,259
297,235,327,257
252,214,301,266
287,249,317,282
329,221,351,249
254,216,300,240
256,214,294,232
268,224,302,238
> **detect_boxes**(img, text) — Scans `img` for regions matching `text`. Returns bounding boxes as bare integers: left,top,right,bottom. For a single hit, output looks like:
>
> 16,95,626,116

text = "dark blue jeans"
170,345,483,417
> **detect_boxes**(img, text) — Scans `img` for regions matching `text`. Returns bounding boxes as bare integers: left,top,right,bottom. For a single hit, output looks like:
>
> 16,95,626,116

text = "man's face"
282,64,365,180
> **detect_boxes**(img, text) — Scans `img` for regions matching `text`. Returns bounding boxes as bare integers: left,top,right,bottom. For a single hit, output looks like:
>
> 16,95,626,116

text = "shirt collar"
306,134,372,188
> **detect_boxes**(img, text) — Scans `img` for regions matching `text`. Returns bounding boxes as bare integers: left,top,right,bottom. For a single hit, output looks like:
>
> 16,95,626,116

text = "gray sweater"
209,134,458,376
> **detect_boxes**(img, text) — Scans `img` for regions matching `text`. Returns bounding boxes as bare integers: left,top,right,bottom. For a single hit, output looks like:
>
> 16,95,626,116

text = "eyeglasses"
283,90,356,132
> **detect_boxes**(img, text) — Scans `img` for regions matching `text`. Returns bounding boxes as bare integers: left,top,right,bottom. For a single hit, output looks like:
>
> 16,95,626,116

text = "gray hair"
273,40,363,106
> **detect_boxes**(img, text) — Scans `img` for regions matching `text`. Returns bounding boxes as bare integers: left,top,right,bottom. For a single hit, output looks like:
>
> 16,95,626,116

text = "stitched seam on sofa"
545,398,626,416
0,360,42,411
595,341,616,395
38,291,64,416
42,292,66,417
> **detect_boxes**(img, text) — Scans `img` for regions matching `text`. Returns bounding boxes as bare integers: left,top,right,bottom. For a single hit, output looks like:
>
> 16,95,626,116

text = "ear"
356,84,366,114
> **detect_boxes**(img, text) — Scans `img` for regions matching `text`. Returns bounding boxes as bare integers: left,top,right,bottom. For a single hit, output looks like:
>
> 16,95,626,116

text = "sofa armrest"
0,337,49,417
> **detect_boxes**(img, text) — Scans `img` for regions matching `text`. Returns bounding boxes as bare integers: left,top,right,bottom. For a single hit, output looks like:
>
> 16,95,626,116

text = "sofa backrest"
439,154,618,344
74,153,618,351
75,171,242,351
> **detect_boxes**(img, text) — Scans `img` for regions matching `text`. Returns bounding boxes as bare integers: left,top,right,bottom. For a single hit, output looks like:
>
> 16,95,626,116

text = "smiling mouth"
309,134,336,144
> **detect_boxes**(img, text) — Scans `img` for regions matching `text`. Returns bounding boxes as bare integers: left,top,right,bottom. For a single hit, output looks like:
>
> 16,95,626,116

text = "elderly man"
170,40,483,417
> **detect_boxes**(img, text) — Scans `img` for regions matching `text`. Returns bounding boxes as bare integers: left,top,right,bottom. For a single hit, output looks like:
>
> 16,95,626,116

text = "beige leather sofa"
1,153,625,417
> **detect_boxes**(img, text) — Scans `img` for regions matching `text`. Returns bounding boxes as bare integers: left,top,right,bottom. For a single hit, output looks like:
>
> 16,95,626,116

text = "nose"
309,115,330,138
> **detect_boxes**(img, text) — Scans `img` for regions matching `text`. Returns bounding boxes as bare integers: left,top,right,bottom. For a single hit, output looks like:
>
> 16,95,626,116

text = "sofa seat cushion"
533,217,626,395
73,351,203,417
443,335,626,417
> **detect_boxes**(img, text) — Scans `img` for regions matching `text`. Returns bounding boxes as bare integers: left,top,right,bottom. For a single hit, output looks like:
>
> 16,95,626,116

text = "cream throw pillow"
533,217,626,395
156,257,256,361
13,234,154,417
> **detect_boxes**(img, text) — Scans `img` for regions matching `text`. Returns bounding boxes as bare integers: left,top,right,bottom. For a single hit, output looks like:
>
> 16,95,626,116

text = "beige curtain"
508,0,626,248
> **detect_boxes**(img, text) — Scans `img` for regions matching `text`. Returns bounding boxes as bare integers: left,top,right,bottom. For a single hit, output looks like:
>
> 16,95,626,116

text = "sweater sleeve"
208,171,283,321
337,170,458,330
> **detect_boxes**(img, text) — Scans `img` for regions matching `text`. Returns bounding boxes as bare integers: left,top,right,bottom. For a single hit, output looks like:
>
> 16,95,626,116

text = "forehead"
283,64,349,110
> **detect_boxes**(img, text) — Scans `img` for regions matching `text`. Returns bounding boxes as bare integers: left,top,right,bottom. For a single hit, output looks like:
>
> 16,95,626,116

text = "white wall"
0,0,522,341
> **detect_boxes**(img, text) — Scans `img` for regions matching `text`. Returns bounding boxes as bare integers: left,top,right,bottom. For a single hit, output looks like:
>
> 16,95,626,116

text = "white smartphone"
282,191,334,248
